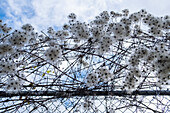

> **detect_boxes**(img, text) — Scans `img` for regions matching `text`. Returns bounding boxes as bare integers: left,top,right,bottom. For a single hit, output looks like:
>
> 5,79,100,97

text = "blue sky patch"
21,5,35,19
0,1,7,20
0,7,6,19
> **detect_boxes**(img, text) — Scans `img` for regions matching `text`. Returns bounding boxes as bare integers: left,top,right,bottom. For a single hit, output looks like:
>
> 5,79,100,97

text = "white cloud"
120,0,170,16
3,0,121,30
3,0,170,31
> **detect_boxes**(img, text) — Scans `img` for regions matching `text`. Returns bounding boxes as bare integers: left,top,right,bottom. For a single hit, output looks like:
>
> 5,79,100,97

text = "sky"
0,0,170,31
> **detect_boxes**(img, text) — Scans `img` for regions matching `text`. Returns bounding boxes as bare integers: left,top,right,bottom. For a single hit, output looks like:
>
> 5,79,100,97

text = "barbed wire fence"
0,9,169,113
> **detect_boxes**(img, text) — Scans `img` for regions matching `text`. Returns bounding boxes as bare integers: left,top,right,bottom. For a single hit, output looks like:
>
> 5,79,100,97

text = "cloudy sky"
0,0,170,31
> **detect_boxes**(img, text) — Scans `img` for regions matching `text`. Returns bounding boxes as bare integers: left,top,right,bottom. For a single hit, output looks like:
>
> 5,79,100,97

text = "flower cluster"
0,61,25,91
8,30,29,47
0,9,169,93
61,9,169,56
7,23,38,48
86,67,112,86
47,27,56,36
129,11,144,23
123,68,140,90
111,22,131,39
86,72,98,86
122,9,129,16
0,61,16,74
152,43,170,86
93,11,110,25
90,26,105,41
97,36,113,54
68,13,77,20
143,14,170,36
0,20,12,33
95,67,112,82
44,45,62,63
21,24,34,32
55,30,69,40
68,21,90,40
6,77,22,91
81,100,93,111
47,27,69,41
124,42,169,90
0,44,14,57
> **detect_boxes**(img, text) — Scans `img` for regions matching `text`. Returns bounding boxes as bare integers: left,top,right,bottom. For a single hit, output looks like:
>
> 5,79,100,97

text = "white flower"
0,44,14,57
44,45,62,64
86,72,98,86
95,67,112,82
6,78,22,91
8,30,29,47
68,13,77,20
21,24,34,32
0,61,16,74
